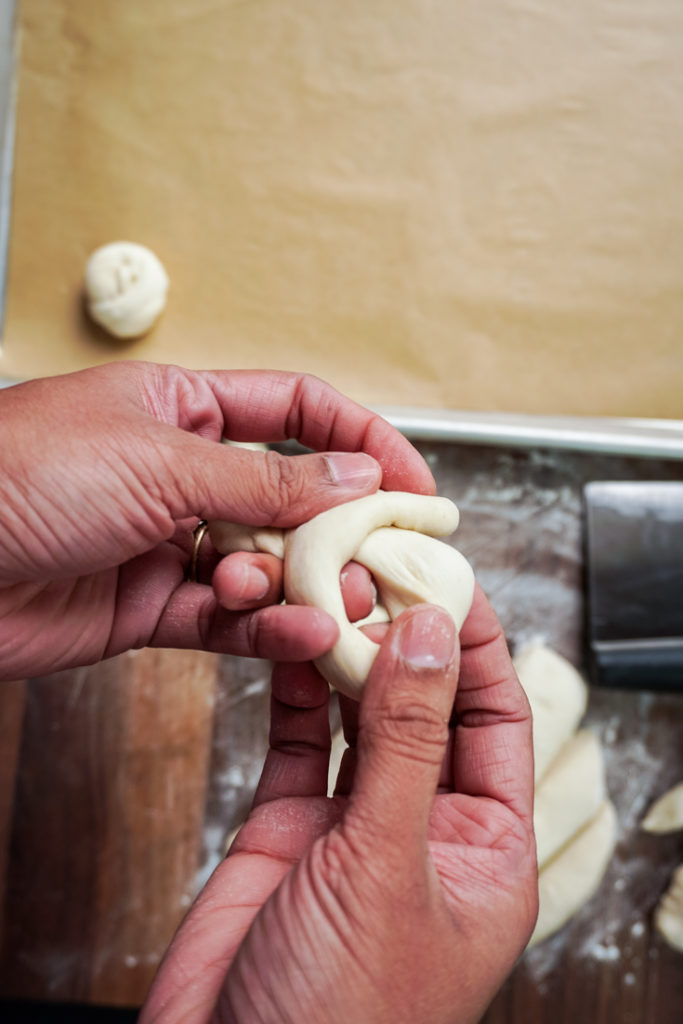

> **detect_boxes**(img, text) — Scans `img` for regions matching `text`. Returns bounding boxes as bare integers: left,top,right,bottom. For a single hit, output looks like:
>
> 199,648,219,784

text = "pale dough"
513,642,588,783
641,782,683,955
655,863,683,953
210,491,475,698
641,781,683,834
209,519,285,559
84,241,169,338
328,728,348,797
515,643,614,947
533,729,606,870
529,799,618,948
286,494,474,697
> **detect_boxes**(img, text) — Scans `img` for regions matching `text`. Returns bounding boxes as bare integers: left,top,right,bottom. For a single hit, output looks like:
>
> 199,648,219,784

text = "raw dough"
533,730,606,869
512,643,615,946
209,520,285,559
328,728,348,797
210,491,475,698
513,642,588,783
287,492,473,697
84,241,168,338
655,863,683,953
641,782,683,955
529,799,618,948
641,781,683,834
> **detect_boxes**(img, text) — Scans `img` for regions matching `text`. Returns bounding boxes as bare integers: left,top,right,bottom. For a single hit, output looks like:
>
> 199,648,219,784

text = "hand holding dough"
84,241,169,338
285,492,474,697
211,491,475,698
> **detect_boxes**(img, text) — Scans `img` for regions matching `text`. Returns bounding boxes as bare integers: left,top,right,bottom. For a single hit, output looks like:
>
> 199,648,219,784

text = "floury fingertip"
323,452,381,489
395,605,455,669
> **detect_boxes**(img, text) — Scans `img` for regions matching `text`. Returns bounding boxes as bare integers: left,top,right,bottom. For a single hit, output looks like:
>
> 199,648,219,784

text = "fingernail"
397,606,455,669
246,567,270,600
324,452,380,489
231,562,270,601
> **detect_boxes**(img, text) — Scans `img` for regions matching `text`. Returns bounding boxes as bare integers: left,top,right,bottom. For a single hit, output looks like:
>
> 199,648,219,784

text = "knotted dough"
84,241,169,338
210,491,475,699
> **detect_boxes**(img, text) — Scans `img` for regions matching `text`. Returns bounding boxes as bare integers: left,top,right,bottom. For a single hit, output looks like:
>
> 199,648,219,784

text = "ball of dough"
84,241,169,338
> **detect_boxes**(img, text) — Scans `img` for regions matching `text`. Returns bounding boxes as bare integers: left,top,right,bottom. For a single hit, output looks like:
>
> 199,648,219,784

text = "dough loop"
210,491,475,699
84,241,169,338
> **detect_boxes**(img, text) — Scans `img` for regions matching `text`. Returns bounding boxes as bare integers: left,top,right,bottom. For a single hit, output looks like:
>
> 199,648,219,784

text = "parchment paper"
2,0,683,416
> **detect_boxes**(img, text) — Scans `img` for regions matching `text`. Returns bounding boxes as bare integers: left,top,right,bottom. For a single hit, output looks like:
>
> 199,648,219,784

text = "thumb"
167,436,382,527
347,604,459,851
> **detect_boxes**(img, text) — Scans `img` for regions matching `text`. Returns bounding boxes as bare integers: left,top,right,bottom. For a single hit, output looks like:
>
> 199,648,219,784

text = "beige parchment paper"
2,0,683,416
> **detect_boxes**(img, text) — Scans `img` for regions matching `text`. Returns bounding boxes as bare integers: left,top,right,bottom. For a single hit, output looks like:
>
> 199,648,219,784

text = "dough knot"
211,491,475,698
84,241,169,338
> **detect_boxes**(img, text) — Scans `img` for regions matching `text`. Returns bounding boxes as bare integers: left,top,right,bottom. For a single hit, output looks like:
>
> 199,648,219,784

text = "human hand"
0,361,433,680
141,586,538,1024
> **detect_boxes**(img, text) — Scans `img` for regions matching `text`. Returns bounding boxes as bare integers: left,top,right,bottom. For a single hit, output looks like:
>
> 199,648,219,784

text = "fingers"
452,583,534,825
339,561,377,623
180,367,436,495
145,365,435,525
213,550,376,622
252,662,332,808
147,582,340,661
345,605,459,852
213,552,283,610
174,440,384,528
111,534,374,660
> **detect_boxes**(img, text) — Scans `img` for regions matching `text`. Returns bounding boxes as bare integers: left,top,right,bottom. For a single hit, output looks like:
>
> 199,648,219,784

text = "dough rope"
641,781,683,953
514,643,617,948
210,491,475,699
655,863,683,953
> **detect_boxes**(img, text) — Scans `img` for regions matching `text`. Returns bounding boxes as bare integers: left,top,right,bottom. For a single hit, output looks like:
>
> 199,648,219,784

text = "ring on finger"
187,520,209,583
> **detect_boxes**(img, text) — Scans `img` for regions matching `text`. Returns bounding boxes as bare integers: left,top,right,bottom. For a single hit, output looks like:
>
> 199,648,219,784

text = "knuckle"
286,373,334,441
243,605,291,660
193,591,218,651
245,606,267,657
367,700,448,763
260,451,305,520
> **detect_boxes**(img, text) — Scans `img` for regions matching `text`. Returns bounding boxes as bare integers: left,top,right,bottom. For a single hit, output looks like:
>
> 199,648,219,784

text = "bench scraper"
584,481,683,693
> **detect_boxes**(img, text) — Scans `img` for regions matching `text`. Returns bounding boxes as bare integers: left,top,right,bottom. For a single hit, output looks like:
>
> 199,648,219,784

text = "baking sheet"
2,0,683,418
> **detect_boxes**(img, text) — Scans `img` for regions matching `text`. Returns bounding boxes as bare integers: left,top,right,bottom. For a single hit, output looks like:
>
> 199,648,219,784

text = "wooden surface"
0,441,682,1019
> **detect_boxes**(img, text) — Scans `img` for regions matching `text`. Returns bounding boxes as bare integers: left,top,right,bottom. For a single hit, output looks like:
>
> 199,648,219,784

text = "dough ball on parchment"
84,241,168,339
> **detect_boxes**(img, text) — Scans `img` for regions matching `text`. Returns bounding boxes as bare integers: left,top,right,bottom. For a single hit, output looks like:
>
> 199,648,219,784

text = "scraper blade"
584,481,683,693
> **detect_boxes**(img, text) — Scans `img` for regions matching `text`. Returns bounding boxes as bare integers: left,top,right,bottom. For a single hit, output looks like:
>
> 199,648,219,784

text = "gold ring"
187,520,209,583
